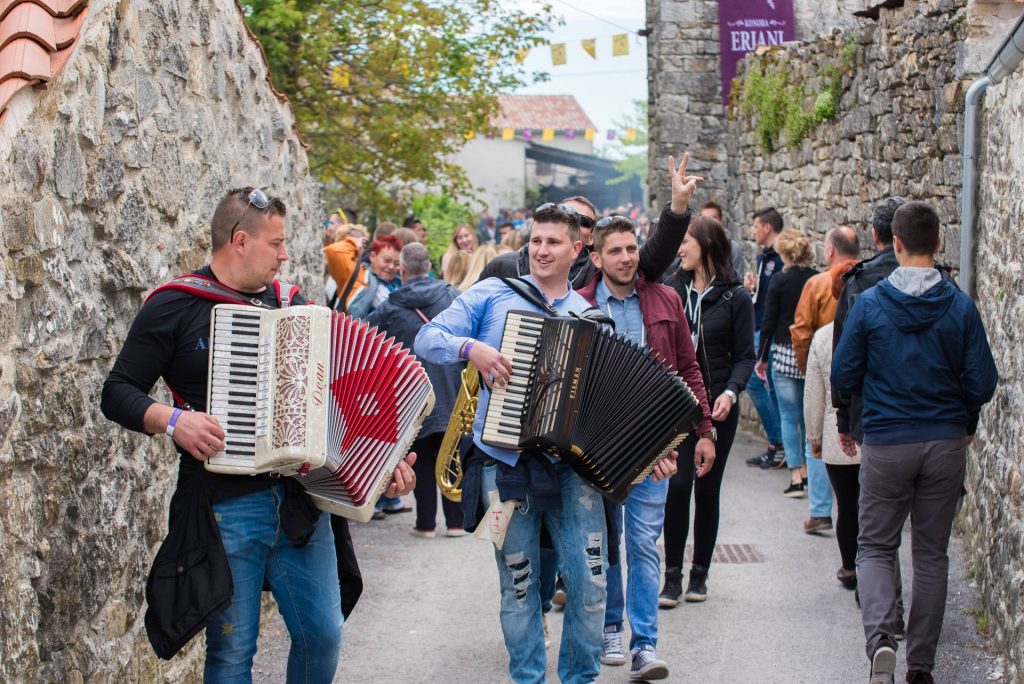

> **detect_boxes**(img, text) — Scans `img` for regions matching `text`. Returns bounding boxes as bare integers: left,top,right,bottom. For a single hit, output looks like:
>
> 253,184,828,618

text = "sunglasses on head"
594,215,632,230
535,202,596,229
230,187,278,243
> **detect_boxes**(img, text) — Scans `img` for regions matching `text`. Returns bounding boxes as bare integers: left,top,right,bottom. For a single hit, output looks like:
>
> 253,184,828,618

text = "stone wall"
725,0,966,267
0,1,323,681
961,65,1024,681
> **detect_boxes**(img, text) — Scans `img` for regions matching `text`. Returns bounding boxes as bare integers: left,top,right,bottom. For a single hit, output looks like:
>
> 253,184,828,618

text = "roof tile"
491,95,595,132
1,3,56,51
0,0,87,124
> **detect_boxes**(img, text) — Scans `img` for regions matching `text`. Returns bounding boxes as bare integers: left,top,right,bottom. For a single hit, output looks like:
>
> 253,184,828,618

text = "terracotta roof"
492,95,595,131
0,0,88,126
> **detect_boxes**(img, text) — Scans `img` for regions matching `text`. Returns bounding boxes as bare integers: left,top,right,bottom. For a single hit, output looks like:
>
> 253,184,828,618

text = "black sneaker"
658,567,682,608
783,481,806,498
894,616,906,641
745,446,776,467
684,564,708,602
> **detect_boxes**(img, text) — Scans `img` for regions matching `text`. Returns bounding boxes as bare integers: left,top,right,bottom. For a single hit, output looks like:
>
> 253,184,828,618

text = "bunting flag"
464,130,476,140
522,129,534,141
516,48,530,64
624,128,638,142
585,128,596,141
581,38,597,59
550,43,567,66
606,129,617,140
330,66,350,89
542,128,555,141
564,129,576,140
612,33,629,57
502,128,515,140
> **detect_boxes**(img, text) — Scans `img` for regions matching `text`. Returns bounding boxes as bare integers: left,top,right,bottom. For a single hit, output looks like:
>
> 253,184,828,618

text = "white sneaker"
629,646,668,680
446,527,467,537
600,626,626,666
543,612,551,649
410,528,435,539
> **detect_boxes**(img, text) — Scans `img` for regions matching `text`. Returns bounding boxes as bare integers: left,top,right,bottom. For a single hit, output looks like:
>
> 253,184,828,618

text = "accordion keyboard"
482,311,544,449
208,307,272,467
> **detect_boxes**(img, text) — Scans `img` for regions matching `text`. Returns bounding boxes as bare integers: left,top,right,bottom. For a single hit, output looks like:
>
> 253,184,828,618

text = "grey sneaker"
600,626,626,666
629,646,668,680
869,640,897,684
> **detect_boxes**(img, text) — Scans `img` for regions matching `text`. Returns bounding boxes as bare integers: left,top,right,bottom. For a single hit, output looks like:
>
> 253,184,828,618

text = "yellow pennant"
331,66,350,89
551,43,567,66
502,128,515,141
612,34,629,57
516,48,530,64
465,130,476,140
584,128,595,141
624,128,638,142
542,128,555,141
581,38,596,59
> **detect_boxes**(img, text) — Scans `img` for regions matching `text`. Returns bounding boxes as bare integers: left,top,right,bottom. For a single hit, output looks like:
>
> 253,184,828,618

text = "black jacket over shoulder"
478,204,692,287
664,271,756,401
757,265,818,362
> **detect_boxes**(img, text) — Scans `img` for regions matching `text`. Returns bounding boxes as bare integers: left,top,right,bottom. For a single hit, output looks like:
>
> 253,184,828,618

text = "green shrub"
410,193,476,266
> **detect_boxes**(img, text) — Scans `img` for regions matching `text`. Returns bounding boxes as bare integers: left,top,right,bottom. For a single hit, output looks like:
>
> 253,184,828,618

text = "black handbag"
144,477,233,660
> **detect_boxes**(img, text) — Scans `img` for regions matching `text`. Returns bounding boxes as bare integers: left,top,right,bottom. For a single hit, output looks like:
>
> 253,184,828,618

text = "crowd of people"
99,152,997,684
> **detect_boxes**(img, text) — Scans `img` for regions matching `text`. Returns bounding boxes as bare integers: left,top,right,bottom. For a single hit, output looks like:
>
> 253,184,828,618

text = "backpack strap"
334,264,364,314
275,281,302,307
413,308,431,324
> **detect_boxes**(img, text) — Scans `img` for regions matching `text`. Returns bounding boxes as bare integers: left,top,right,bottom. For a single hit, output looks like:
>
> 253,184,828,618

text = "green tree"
605,100,648,188
242,0,554,217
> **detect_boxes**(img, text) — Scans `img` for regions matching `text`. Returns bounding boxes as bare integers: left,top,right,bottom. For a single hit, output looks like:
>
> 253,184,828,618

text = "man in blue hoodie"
832,201,997,684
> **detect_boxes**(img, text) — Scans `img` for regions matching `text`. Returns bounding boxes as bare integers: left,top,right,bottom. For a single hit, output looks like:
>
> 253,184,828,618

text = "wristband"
166,408,183,437
460,339,475,361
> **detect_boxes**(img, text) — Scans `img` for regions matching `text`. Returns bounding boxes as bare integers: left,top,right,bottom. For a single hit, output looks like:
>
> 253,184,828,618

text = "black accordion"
482,310,703,502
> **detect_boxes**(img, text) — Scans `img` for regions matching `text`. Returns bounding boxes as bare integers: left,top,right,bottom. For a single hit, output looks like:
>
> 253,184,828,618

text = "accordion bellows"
483,310,703,503
205,304,434,521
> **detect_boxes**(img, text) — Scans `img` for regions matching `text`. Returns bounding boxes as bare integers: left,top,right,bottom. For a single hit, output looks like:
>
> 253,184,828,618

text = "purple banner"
719,0,795,107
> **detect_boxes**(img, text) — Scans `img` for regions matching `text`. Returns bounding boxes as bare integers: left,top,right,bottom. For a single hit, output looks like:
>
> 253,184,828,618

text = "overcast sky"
507,0,648,157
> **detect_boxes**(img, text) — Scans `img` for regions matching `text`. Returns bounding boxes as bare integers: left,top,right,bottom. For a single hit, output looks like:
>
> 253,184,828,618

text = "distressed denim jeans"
482,462,607,684
747,330,782,445
772,368,833,516
205,485,343,684
605,474,669,651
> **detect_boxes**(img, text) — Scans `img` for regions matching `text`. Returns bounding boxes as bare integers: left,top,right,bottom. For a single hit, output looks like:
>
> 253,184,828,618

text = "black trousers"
663,403,741,570
411,431,464,531
825,462,860,571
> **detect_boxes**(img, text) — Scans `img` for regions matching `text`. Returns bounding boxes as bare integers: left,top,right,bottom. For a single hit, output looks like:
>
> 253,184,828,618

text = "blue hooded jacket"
831,269,998,445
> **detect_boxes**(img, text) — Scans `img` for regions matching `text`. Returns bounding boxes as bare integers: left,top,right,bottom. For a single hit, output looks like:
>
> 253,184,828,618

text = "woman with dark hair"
659,215,756,605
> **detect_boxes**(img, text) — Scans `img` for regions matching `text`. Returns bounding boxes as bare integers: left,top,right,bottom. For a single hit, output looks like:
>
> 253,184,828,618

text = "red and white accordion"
205,304,434,521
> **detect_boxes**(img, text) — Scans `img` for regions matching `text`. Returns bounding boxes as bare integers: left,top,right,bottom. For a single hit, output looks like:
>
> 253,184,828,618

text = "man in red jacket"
577,216,714,681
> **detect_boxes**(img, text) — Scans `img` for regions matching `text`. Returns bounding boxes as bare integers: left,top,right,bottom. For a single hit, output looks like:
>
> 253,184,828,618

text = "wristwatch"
723,389,738,404
699,427,717,442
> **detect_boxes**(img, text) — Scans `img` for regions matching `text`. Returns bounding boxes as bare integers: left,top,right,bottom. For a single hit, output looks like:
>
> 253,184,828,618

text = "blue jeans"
605,475,668,651
206,485,343,684
748,331,782,445
772,369,833,516
482,462,607,684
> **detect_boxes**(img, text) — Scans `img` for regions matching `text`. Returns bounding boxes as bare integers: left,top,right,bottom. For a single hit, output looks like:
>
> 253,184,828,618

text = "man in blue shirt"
832,201,997,684
415,195,687,683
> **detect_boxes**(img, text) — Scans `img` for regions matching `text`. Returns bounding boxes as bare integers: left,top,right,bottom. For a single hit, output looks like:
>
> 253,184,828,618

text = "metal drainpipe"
959,76,990,299
960,10,1024,298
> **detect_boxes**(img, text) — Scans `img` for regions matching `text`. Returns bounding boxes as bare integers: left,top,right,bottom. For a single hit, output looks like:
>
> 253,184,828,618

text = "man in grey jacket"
366,243,466,536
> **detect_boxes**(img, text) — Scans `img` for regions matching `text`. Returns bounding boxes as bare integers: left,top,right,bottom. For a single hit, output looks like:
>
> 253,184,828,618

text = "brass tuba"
436,363,480,502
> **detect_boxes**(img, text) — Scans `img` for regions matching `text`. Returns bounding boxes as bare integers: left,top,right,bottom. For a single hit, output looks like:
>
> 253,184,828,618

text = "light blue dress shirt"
595,278,645,346
414,275,590,466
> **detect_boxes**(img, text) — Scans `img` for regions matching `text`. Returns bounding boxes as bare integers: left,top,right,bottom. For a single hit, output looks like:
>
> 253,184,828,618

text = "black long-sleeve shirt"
101,266,307,503
757,265,818,362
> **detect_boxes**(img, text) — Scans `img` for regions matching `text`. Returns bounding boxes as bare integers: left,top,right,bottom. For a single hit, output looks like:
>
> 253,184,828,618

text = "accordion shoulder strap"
501,277,558,317
147,274,302,309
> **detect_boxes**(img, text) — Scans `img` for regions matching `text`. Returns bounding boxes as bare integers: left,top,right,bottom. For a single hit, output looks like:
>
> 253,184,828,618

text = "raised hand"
667,152,704,214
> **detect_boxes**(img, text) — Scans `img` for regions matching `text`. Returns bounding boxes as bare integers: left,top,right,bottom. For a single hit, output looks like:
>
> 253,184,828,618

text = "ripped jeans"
482,462,607,684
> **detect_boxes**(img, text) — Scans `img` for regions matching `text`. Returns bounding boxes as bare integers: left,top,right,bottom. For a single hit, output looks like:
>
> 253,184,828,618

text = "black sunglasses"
229,188,277,243
535,202,595,228
594,215,632,230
